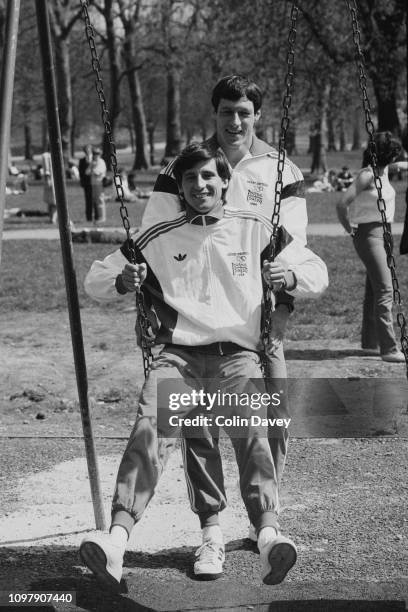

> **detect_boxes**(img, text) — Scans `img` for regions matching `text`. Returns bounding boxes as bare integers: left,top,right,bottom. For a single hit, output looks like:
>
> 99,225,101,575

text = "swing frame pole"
35,0,106,530
0,0,21,265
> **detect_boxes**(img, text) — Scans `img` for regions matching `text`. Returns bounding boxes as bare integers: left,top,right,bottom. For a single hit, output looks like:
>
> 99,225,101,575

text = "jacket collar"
205,133,276,158
185,201,224,226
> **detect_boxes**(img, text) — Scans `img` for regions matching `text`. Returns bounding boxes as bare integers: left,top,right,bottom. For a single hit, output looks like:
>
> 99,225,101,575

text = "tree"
12,3,45,159
92,0,123,167
117,0,149,169
300,0,406,136
142,0,219,158
47,0,83,162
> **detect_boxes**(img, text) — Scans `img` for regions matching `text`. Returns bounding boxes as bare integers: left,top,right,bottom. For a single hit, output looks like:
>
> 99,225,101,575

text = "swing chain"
79,0,153,378
346,0,408,372
262,3,298,366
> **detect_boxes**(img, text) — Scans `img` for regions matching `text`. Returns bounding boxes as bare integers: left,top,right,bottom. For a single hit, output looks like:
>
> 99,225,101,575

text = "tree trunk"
147,122,155,166
164,64,182,158
53,36,72,165
373,86,401,135
128,123,135,153
24,122,33,160
71,112,76,159
339,119,346,152
310,85,329,174
122,27,149,170
41,117,48,152
128,75,149,169
310,129,321,174
327,114,336,151
352,112,361,151
361,1,404,137
102,0,122,169
285,125,297,156
200,122,207,141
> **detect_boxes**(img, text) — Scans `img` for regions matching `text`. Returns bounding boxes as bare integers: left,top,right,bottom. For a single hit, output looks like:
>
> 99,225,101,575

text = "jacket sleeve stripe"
282,180,305,199
153,172,179,195
136,216,188,251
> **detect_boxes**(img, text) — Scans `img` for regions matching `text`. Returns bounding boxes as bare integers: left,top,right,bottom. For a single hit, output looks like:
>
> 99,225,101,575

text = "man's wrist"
115,274,128,294
275,302,294,314
284,270,297,292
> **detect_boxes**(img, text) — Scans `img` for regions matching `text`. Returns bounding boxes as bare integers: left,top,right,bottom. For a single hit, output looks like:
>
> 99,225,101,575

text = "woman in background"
336,131,404,363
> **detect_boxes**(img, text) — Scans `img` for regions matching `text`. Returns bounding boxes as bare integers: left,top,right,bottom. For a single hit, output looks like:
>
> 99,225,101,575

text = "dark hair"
173,142,231,189
362,131,402,168
211,75,263,113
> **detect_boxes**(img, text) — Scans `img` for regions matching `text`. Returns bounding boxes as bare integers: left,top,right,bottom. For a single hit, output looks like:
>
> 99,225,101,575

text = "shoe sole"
79,541,121,592
194,571,223,581
263,540,297,585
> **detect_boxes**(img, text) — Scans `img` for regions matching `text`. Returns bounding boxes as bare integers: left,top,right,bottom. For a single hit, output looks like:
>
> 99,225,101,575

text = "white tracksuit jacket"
84,206,328,352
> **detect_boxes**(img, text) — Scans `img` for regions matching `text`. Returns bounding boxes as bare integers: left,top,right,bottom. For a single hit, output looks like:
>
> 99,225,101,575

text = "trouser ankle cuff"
255,511,279,535
198,511,220,529
111,509,136,538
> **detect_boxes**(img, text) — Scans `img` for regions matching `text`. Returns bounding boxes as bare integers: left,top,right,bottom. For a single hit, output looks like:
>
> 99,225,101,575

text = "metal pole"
35,0,106,530
0,0,21,265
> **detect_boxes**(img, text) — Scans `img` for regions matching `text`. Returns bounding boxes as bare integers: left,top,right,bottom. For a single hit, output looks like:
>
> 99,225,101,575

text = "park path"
1,222,405,240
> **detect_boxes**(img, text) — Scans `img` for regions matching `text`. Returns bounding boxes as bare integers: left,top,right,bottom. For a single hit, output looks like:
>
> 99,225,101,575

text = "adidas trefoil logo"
174,253,187,261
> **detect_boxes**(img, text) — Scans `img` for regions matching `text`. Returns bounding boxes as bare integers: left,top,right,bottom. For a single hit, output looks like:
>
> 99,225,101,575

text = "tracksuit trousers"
111,344,280,537
182,343,289,529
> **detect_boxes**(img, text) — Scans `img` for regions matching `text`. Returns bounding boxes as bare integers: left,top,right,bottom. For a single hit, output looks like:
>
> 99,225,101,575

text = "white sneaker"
194,540,225,580
248,524,257,543
381,350,406,363
259,534,297,585
79,532,124,590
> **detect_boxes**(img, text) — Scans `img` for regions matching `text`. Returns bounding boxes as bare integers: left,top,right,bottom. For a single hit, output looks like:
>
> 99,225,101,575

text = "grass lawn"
1,236,407,343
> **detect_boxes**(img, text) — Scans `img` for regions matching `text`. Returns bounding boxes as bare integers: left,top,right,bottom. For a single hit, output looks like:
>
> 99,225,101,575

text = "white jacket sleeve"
276,239,328,298
84,249,130,303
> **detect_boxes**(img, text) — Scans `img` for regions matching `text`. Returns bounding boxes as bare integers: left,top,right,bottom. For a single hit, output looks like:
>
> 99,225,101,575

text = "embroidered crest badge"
246,180,266,206
228,252,249,276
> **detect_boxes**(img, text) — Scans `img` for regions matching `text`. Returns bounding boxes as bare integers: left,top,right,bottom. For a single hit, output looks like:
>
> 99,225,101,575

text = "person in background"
79,145,93,222
90,147,107,224
336,131,404,362
8,162,28,193
42,151,57,223
336,166,354,191
67,159,80,181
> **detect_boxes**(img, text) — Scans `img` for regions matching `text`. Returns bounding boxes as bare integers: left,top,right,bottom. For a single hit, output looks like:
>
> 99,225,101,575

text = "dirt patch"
0,310,407,610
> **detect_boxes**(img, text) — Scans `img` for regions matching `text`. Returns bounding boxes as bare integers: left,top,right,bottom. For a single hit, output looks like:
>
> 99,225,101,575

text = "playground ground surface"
0,306,407,611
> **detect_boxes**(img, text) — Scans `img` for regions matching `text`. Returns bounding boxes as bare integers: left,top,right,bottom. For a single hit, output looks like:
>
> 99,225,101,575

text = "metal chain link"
79,0,153,378
262,3,299,363
345,0,408,375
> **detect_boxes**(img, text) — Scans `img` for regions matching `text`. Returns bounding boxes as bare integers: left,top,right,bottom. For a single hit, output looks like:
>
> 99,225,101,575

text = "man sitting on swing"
80,141,328,590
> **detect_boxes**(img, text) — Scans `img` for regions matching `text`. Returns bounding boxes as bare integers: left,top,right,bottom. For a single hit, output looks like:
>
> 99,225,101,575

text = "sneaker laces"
195,540,224,562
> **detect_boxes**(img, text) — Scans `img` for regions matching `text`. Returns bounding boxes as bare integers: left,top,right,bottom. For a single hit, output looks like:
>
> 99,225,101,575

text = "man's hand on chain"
121,263,147,292
262,260,287,292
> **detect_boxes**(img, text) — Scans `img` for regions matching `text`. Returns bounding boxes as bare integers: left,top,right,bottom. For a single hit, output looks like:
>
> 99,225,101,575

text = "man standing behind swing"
142,75,308,542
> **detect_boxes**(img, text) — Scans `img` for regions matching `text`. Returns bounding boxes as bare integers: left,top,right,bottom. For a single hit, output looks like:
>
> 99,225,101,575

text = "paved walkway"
1,222,405,240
